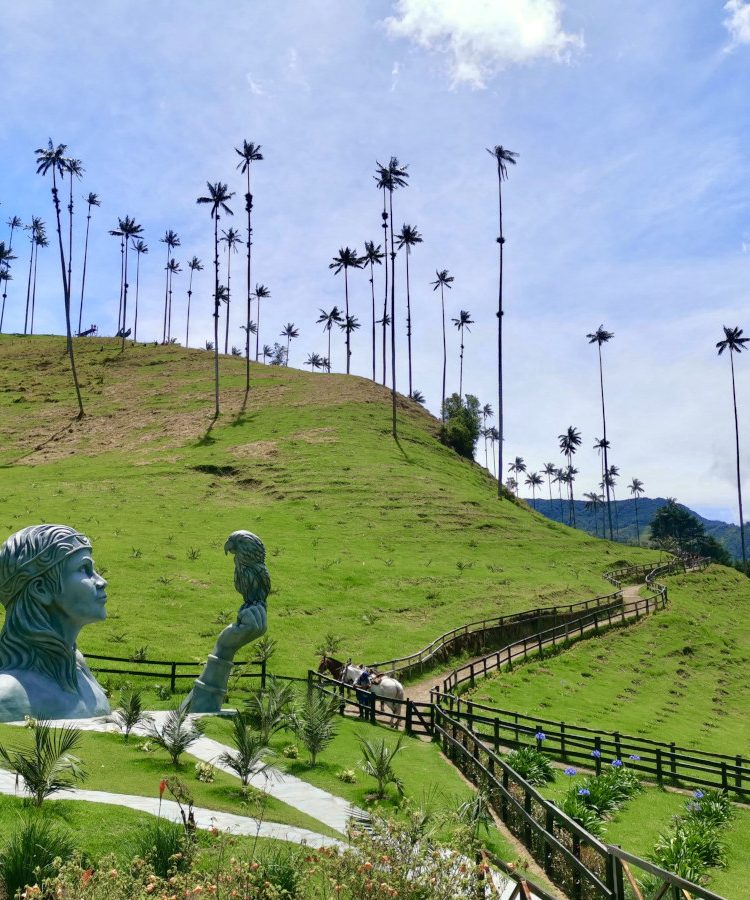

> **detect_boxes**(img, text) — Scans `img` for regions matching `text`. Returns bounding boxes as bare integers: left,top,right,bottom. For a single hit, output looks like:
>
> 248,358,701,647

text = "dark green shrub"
0,815,76,899
130,819,193,877
505,746,555,786
559,796,605,837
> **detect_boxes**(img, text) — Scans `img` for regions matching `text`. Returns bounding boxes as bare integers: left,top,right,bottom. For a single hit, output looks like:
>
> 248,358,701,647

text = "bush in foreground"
0,815,75,900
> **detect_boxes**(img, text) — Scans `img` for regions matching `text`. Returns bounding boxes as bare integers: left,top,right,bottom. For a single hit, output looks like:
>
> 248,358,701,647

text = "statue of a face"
48,548,108,632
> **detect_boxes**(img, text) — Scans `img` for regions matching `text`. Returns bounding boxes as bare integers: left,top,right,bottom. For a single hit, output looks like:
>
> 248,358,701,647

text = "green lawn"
467,566,750,755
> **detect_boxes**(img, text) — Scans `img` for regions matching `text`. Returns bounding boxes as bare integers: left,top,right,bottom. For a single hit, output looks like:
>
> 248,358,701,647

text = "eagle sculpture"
224,530,271,623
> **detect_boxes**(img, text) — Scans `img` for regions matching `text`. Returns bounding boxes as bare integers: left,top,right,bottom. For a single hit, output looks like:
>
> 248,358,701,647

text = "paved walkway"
0,768,341,847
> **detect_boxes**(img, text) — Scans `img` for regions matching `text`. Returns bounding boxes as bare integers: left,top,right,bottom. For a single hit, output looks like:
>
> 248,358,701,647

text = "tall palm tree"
362,240,384,381
77,193,100,336
196,182,234,417
451,310,474,397
583,491,603,538
338,315,361,365
316,306,343,373
376,311,391,381
280,322,299,365
375,157,409,438
131,238,148,343
487,426,499,476
395,223,422,397
253,283,270,361
262,343,273,363
558,426,582,525
431,269,454,420
507,456,526,496
717,325,748,572
36,140,84,417
481,403,493,470
525,472,543,509
29,227,49,335
542,462,557,510
64,157,83,317
606,464,621,534
629,477,645,546
160,230,180,344
117,216,143,350
329,247,364,375
0,241,16,333
553,468,566,521
185,256,202,348
235,141,263,392
2,216,22,333
220,227,243,354
305,352,323,372
109,224,125,330
487,145,518,498
23,218,45,335
587,326,615,540
375,165,390,387
241,319,258,362
165,258,181,343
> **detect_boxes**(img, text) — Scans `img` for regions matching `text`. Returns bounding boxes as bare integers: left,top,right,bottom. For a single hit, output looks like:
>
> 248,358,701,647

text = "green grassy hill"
0,335,656,684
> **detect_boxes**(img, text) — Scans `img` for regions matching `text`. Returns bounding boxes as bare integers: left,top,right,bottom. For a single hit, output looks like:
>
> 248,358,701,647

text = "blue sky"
2,0,750,520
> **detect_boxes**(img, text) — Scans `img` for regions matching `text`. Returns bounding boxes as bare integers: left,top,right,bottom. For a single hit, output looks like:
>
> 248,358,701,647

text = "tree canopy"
440,393,481,460
650,500,731,565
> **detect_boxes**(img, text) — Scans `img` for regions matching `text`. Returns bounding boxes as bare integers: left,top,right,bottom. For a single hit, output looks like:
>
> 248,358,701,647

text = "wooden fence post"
261,659,267,691
494,718,500,753
656,748,663,784
405,700,413,735
560,722,566,759
170,662,177,693
736,755,743,792
669,742,677,778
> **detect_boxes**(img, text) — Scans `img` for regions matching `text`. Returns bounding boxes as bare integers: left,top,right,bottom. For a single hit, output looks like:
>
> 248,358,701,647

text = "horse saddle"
370,673,384,685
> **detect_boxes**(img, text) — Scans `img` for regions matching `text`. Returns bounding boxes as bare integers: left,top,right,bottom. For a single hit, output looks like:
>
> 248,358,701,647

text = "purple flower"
694,790,704,800
535,731,546,742
611,759,623,768
629,754,641,761
564,767,577,777
578,788,591,796
591,749,601,759
687,801,702,813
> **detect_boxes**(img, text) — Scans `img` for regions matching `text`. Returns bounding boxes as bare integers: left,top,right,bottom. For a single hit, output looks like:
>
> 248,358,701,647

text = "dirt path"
404,583,645,705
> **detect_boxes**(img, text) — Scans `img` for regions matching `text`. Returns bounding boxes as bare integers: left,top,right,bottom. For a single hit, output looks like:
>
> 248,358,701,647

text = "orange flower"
159,779,167,797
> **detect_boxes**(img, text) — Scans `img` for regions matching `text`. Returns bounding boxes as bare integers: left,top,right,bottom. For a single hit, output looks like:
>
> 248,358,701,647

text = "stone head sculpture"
0,524,110,721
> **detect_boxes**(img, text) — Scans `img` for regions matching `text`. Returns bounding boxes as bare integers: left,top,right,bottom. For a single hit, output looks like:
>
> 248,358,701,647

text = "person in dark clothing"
355,667,371,718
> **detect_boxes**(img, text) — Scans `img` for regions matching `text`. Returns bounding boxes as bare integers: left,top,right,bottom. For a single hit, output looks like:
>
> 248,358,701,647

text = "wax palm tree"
395,223,422,397
220,226,243,354
451,310,474,397
487,425,499,477
329,247,364,375
375,157,409,438
196,181,234,417
552,467,565,521
629,477,645,546
717,326,749,572
280,322,299,365
587,325,615,540
558,426,582,525
375,165,390,387
507,456,526,496
241,320,257,363
481,403,493,470
542,462,557,510
64,157,83,317
0,241,16,334
109,224,125,330
338,315,361,366
376,311,391,383
316,306,343,373
159,230,180,344
305,352,323,372
583,491,603,538
184,255,202,348
29,227,49,334
1,217,22,333
606,464,620,534
253,283,270,362
525,471,543,509
262,343,273,363
363,240,384,381
235,141,263,391
431,269,454,420
36,139,84,416
131,238,148,343
165,258,181,343
77,192,100,336
117,216,143,350
23,218,45,335
488,145,518,498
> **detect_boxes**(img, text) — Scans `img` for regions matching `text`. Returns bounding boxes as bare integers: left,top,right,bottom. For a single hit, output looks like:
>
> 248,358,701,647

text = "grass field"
467,566,750,755
0,335,657,686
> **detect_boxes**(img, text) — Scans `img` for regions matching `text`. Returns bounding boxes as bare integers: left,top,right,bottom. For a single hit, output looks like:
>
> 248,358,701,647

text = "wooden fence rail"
85,654,266,693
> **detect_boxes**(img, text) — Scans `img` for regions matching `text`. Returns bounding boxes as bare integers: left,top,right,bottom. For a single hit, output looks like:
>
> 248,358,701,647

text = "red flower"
159,779,167,797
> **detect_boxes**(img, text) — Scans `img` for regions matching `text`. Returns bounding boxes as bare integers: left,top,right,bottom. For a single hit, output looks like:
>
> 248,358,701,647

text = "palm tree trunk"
67,172,74,322
116,237,124,333
440,284,447,421
186,270,194,349
213,215,220,417
24,235,34,335
405,246,412,396
245,168,253,390
557,482,564,522
369,260,376,382
496,167,504,498
612,487,619,535
134,252,141,343
30,241,39,334
388,189,397,438
120,239,130,351
255,294,261,363
327,327,332,373
730,353,747,571
162,246,170,344
78,209,92,336
51,168,84,418
224,248,231,355
344,267,351,374
381,186,389,387
598,345,614,541
634,496,641,546
459,333,464,397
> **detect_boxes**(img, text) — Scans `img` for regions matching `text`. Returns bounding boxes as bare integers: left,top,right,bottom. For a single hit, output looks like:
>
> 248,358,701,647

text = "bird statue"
224,530,271,623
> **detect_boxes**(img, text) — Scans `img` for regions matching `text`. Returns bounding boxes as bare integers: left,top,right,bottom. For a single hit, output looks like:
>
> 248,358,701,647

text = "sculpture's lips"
97,593,107,604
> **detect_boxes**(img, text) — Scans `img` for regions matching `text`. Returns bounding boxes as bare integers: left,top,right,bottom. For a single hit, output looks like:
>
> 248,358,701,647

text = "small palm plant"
217,711,274,790
244,676,296,745
109,688,153,742
293,689,339,766
358,734,405,799
453,790,493,844
145,706,205,767
0,721,85,807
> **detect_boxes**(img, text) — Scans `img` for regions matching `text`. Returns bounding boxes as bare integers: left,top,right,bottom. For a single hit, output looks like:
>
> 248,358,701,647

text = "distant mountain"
527,495,746,560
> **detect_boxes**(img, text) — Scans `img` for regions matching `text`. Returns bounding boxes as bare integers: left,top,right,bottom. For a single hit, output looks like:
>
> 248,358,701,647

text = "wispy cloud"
724,0,750,46
384,0,582,87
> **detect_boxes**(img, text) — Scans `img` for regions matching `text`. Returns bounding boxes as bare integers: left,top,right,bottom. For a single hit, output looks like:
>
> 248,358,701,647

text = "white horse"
342,663,405,726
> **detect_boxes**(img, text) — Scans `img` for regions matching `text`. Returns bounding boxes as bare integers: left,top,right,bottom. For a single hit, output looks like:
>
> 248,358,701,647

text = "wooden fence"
86,653,266,693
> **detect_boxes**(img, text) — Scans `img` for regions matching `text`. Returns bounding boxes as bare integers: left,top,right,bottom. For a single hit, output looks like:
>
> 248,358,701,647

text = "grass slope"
0,335,656,684
468,566,750,755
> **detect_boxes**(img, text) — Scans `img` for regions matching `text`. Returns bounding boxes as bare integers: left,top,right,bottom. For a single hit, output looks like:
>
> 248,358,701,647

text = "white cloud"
384,0,582,87
724,0,750,45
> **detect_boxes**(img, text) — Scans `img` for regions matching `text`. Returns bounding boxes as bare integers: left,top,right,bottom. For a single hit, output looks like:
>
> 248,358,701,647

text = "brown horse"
317,655,348,680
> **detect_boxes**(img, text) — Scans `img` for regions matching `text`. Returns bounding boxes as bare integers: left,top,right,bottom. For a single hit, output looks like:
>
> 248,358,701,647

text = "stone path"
0,767,341,847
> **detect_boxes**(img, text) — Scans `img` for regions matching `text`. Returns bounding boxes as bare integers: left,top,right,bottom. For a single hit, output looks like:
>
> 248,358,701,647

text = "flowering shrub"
505,746,555,785
337,768,357,784
194,761,216,783
281,743,300,759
